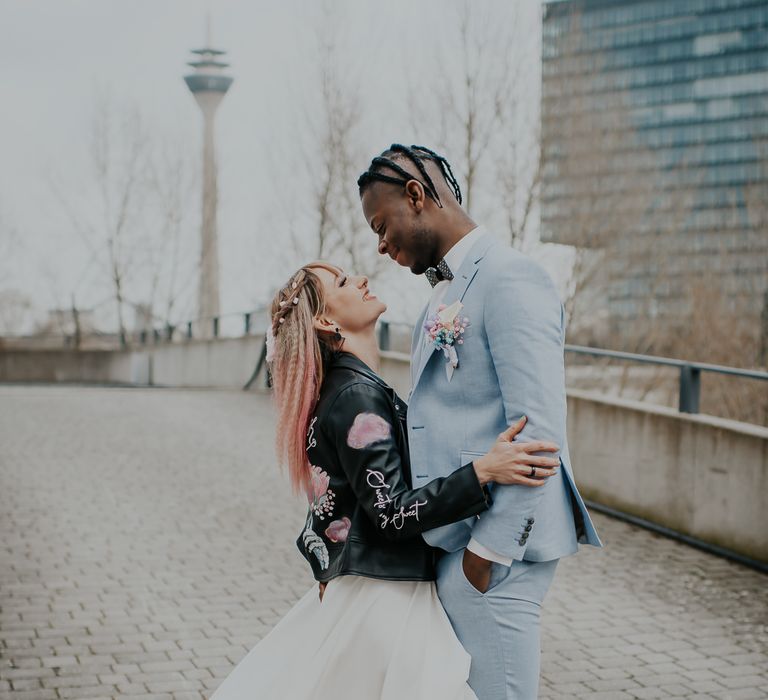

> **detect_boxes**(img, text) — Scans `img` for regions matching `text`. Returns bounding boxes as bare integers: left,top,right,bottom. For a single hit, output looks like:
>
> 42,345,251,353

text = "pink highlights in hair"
324,516,351,543
270,263,344,498
292,328,319,492
272,304,319,496
346,412,391,449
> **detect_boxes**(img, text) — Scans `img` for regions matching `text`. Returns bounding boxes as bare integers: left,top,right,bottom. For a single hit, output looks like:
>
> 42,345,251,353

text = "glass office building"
541,0,768,343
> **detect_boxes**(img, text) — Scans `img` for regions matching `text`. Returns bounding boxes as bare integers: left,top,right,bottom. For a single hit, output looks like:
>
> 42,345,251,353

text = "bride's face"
312,266,387,333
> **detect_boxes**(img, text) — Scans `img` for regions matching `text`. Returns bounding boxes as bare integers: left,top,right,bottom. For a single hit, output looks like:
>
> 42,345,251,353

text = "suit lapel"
411,233,497,393
410,303,429,388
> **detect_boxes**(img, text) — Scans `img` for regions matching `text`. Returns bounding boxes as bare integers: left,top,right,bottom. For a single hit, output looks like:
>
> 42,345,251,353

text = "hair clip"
292,297,299,305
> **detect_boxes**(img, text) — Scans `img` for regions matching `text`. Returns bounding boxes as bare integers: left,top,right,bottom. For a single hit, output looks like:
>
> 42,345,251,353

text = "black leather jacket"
297,351,491,582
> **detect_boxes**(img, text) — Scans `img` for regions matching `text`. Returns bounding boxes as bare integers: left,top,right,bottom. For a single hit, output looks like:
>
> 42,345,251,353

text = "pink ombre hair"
269,263,342,497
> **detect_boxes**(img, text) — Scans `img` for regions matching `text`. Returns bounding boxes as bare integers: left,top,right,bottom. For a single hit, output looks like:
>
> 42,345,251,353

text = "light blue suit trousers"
436,547,558,699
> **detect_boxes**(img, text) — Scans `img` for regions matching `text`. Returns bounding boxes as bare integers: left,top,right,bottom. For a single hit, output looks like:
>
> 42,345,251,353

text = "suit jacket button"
525,525,532,532
517,538,525,545
527,517,535,524
521,532,529,540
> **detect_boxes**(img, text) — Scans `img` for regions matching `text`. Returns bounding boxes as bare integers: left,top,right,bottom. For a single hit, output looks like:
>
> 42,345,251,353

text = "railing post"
244,312,251,335
378,320,390,351
140,330,147,345
165,324,174,341
186,321,193,340
213,317,219,338
153,329,160,344
679,365,701,414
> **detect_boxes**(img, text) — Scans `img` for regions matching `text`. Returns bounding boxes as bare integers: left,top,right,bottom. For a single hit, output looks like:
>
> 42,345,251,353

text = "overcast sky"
1,0,558,333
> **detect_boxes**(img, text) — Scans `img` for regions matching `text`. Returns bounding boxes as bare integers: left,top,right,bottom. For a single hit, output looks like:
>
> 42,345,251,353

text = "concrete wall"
0,349,134,384
3,342,766,562
0,337,265,389
380,351,412,398
565,389,768,562
149,337,264,388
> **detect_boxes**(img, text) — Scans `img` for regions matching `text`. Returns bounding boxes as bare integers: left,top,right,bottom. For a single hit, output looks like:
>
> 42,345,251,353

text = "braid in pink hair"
269,263,341,496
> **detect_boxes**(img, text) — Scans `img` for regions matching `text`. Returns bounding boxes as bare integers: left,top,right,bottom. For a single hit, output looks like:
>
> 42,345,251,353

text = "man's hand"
462,548,492,594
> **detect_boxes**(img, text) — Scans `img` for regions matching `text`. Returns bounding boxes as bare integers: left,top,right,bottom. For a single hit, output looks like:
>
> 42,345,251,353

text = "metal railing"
377,319,417,354
0,309,271,350
564,344,768,414
376,321,768,416
136,309,268,346
8,314,766,417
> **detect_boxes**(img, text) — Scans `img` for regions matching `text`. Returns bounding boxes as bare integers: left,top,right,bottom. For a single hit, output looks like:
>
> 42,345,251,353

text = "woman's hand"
473,416,560,487
318,581,327,602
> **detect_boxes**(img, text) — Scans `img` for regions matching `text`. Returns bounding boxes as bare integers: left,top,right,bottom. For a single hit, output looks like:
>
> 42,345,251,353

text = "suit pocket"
458,551,508,596
460,450,485,466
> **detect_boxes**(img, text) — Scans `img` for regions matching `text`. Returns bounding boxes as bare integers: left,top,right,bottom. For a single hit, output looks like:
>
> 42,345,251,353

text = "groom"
357,144,602,699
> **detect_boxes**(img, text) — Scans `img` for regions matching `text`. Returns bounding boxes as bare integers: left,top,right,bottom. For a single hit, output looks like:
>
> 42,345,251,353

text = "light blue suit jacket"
408,233,602,562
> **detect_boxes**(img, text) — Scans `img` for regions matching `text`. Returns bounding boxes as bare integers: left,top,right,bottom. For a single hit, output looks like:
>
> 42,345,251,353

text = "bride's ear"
313,316,337,334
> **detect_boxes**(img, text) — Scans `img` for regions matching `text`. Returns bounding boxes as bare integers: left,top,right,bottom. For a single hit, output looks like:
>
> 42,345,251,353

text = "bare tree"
0,290,33,338
539,9,702,348
142,138,197,329
48,90,196,345
275,6,386,283
0,202,14,290
410,1,541,249
744,145,768,369
542,11,768,425
0,202,34,338
86,91,153,345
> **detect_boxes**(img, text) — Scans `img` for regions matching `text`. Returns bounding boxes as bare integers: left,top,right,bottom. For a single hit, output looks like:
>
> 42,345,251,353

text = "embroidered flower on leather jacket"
324,516,351,543
346,412,391,449
308,465,335,520
302,512,329,569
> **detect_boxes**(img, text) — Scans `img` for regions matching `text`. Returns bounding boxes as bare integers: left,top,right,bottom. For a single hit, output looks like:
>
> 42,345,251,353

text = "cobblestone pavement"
1,385,766,700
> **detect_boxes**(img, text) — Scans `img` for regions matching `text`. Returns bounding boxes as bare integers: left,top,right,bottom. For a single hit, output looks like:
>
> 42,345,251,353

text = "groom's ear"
405,180,425,212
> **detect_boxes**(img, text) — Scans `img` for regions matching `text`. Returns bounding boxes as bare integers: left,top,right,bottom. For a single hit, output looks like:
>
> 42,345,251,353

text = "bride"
209,262,560,700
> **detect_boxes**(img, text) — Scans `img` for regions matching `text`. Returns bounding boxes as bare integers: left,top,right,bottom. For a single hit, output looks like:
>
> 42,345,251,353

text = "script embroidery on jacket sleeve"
366,469,427,530
306,416,318,451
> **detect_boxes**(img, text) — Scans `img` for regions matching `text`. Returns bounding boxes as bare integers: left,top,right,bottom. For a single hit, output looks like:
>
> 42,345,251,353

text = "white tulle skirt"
208,575,478,700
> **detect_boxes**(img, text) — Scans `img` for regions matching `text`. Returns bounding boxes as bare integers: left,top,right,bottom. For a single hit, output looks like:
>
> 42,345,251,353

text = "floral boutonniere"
423,300,470,381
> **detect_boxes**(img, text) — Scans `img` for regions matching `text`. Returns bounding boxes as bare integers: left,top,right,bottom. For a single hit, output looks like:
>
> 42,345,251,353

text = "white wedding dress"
208,575,478,700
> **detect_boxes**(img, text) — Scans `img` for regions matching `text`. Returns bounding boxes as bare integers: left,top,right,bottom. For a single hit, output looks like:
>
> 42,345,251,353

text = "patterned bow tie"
424,259,454,287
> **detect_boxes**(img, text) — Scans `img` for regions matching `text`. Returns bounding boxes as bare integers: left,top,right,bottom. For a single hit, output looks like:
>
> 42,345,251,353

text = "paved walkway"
0,386,766,700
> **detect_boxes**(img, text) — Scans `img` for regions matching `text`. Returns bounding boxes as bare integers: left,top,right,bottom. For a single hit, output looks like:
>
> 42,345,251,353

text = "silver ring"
529,466,536,477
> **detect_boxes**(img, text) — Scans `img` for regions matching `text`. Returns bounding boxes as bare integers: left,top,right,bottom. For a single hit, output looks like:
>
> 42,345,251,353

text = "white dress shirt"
424,226,514,568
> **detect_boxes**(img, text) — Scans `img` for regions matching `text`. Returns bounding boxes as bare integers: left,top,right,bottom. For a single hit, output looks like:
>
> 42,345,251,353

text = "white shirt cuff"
466,537,513,567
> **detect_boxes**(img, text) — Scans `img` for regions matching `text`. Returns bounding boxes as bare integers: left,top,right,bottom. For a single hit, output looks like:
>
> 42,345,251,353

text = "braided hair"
268,263,343,496
357,144,463,208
